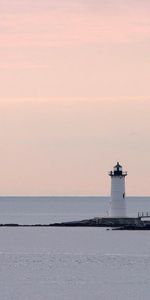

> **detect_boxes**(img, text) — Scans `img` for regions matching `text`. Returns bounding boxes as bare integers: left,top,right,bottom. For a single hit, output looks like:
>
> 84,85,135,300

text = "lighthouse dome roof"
114,162,122,169
113,162,122,174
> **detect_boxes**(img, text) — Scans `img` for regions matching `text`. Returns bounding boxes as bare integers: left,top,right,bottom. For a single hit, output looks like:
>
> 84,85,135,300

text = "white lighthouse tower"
109,162,127,217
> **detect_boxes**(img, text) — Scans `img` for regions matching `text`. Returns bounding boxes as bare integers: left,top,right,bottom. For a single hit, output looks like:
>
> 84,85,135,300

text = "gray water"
0,196,149,224
0,196,150,300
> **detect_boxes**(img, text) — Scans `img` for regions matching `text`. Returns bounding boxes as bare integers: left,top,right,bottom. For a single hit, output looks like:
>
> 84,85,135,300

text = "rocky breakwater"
49,217,146,228
0,217,149,229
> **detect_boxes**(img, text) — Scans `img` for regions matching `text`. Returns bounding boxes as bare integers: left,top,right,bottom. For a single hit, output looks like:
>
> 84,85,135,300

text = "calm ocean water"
0,196,150,300
0,196,149,224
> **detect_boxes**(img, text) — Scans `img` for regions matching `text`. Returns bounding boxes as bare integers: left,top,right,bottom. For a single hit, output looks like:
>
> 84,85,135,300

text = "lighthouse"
109,162,127,217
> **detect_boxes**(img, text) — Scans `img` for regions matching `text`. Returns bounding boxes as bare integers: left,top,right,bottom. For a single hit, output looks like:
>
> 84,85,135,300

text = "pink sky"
0,1,150,195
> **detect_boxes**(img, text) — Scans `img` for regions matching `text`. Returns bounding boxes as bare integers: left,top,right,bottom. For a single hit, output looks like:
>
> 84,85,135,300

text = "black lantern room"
109,162,127,177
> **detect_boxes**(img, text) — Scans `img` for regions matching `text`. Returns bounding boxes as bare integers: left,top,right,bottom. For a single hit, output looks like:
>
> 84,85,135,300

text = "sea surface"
0,196,150,300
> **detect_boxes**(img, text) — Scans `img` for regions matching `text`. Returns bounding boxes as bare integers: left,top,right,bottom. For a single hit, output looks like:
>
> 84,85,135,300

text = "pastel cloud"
0,1,150,98
0,1,150,50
